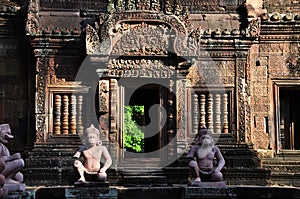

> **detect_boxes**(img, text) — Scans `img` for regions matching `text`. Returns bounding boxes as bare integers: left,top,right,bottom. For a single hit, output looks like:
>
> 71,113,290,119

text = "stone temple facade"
1,0,300,187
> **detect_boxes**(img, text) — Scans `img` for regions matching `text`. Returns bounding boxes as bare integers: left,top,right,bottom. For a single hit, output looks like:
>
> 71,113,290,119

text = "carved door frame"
118,80,168,159
273,80,300,153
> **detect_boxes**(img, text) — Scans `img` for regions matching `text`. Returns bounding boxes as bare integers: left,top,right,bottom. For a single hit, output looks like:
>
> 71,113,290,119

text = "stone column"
109,78,119,167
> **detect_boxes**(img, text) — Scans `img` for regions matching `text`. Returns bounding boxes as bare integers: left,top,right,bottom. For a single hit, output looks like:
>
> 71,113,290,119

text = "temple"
1,0,300,188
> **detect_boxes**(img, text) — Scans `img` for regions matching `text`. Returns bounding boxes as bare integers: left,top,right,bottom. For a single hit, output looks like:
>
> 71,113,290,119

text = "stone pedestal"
74,181,109,188
65,187,117,199
185,187,236,199
3,183,26,192
190,181,227,188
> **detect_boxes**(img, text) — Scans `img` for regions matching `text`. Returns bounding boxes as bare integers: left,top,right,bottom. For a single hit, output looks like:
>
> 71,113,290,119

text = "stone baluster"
223,93,229,133
192,93,199,135
77,95,84,134
199,94,206,128
70,95,77,134
215,94,221,134
54,95,61,135
62,95,69,134
207,94,213,132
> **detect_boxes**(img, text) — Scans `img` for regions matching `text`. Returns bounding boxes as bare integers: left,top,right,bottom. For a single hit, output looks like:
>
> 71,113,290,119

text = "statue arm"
100,146,112,173
186,146,196,161
214,147,225,173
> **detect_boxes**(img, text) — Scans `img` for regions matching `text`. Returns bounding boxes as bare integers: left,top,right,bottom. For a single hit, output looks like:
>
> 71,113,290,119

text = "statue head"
83,124,102,147
199,134,214,147
0,124,13,144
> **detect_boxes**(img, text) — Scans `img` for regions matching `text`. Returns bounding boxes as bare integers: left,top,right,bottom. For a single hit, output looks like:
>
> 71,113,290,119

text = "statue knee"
0,159,5,171
14,172,23,182
74,160,82,168
188,160,198,168
17,159,25,169
211,172,223,182
97,172,107,181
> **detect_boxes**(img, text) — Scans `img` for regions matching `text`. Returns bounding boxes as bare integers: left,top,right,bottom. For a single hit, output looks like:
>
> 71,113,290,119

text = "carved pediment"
111,22,172,56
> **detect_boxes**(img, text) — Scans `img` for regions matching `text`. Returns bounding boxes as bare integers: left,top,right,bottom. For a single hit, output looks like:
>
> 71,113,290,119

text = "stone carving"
187,127,225,186
107,59,175,78
111,23,170,56
26,13,39,36
35,54,47,143
99,80,109,113
73,124,112,183
0,124,24,186
86,24,100,55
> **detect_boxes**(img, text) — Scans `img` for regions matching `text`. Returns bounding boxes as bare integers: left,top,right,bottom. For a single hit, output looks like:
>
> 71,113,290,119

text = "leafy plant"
124,106,144,152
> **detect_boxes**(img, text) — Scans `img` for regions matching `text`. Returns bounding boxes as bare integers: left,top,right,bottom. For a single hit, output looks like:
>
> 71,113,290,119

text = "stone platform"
33,185,300,199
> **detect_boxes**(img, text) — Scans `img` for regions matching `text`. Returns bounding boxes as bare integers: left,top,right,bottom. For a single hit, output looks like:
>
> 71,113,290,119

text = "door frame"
273,80,300,153
118,80,168,159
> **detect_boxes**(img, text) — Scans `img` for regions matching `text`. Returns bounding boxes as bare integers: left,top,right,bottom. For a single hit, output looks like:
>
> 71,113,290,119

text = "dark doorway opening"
124,83,165,157
279,88,300,150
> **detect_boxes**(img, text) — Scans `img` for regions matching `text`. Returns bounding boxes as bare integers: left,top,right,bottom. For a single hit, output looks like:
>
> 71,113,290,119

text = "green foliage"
124,106,144,153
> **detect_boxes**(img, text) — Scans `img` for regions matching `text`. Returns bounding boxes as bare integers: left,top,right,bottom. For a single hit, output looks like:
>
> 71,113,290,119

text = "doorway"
123,83,167,158
279,88,300,150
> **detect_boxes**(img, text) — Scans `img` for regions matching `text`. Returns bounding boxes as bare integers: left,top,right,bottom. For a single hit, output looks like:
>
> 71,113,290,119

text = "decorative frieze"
105,59,176,78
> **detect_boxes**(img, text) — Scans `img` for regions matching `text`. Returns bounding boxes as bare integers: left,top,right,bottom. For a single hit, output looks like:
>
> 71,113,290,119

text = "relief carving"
176,79,186,141
107,59,175,78
26,13,39,35
86,24,100,55
111,23,170,56
99,80,109,113
93,11,190,56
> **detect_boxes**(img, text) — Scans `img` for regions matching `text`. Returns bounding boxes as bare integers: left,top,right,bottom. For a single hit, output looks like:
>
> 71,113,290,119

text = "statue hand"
99,168,106,173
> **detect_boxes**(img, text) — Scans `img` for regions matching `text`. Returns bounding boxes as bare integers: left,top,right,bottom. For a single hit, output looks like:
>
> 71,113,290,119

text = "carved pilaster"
176,79,186,141
99,80,110,140
236,54,251,143
168,80,176,159
34,50,49,143
176,79,187,154
109,79,118,166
